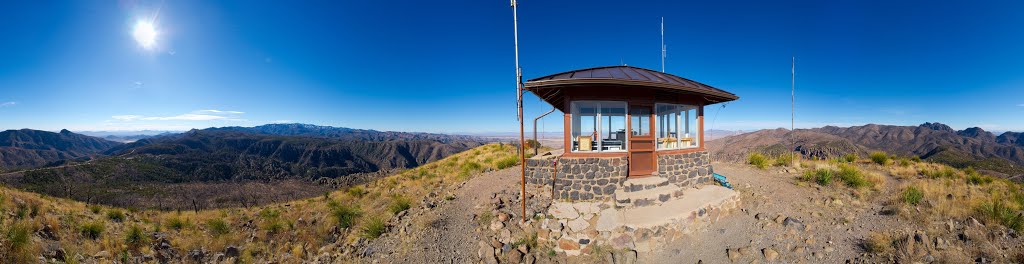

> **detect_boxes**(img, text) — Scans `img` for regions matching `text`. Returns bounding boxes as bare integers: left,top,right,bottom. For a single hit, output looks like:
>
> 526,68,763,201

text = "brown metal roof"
523,66,739,109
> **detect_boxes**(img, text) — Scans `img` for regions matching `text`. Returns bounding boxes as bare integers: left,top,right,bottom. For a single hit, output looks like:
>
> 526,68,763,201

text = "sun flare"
133,20,158,49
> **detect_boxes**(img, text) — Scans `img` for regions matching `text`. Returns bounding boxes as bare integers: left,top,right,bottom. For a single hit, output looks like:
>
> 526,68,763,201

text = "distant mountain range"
0,124,484,208
0,129,122,169
708,122,1024,180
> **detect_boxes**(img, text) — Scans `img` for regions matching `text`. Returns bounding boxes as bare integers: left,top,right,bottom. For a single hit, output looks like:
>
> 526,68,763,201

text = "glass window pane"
601,102,626,151
681,106,699,148
656,104,679,150
571,102,598,152
630,107,650,137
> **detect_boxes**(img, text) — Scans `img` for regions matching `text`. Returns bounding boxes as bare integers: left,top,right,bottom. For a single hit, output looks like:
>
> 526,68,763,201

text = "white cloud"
1018,104,1024,107
0,101,16,107
195,109,245,115
111,110,246,122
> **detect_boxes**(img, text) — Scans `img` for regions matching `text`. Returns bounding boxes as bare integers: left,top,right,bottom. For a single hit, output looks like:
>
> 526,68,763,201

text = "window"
630,107,650,136
656,103,700,150
571,101,627,152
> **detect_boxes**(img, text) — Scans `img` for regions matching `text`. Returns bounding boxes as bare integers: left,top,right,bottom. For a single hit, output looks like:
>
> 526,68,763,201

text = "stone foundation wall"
554,157,628,201
525,157,557,198
657,151,713,188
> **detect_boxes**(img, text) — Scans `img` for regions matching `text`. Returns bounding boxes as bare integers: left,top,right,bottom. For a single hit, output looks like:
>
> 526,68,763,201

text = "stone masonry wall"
525,157,557,199
525,156,629,202
657,151,713,188
554,157,627,201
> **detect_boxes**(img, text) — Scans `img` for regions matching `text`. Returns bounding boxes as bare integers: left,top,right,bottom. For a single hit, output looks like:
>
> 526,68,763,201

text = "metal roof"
523,66,739,108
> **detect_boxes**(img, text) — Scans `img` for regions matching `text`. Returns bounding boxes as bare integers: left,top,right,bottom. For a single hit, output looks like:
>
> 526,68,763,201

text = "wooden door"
628,105,655,177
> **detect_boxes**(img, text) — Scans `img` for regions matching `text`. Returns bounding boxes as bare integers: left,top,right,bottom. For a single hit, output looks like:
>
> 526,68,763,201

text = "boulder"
762,247,778,261
549,203,579,219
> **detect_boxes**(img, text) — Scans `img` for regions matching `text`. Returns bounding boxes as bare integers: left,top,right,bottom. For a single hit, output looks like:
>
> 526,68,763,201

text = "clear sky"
1,1,1023,133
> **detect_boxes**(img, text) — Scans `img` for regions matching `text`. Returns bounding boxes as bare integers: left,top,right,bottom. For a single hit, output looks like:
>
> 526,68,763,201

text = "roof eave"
524,79,739,103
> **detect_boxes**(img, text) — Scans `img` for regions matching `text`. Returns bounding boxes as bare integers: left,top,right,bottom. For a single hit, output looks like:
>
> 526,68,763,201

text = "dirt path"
642,162,905,263
368,167,521,263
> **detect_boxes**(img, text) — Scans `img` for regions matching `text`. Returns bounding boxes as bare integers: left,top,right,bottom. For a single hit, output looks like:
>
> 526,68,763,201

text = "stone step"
597,185,741,235
620,176,670,193
614,184,678,208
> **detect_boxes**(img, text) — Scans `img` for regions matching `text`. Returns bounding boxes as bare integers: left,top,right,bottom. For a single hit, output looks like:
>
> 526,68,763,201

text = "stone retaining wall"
657,151,713,188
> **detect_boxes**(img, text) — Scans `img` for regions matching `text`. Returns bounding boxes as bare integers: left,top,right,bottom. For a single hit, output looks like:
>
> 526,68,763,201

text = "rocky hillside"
0,129,122,169
708,123,1024,178
205,123,480,143
1,129,482,209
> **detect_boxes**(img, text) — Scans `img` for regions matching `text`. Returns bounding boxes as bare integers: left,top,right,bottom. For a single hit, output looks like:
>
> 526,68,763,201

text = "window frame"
569,100,628,153
654,103,701,150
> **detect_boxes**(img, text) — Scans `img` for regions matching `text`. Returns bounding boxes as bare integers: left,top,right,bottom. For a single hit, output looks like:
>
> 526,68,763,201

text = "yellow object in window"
578,136,592,151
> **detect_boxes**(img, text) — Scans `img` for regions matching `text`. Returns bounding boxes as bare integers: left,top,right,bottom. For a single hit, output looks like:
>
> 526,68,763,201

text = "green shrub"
801,169,833,186
748,153,769,169
362,217,387,238
125,225,147,248
922,166,958,179
14,203,27,219
106,209,125,222
205,218,230,237
837,164,869,188
347,186,366,198
902,186,924,206
869,151,889,165
494,156,519,170
259,208,281,219
89,205,102,214
388,196,411,215
28,202,40,218
5,222,30,251
263,220,284,234
898,158,911,167
910,156,922,162
461,161,483,172
966,174,993,185
843,153,859,163
165,217,190,231
330,204,361,229
773,153,796,167
977,200,1023,232
80,221,105,240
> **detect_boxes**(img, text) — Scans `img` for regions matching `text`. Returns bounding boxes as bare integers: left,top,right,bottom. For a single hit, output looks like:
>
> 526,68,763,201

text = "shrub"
205,218,230,237
80,221,105,240
902,186,924,206
28,202,40,218
460,162,483,172
898,158,911,167
910,156,922,162
165,217,191,231
748,153,769,169
863,232,891,254
347,186,366,198
362,217,387,238
837,164,869,188
5,222,31,252
966,174,993,185
773,153,795,167
89,205,102,214
843,153,859,163
106,209,125,222
494,156,519,170
977,200,1023,232
388,196,411,215
869,151,889,165
801,169,832,186
330,204,361,229
921,166,958,179
125,225,147,249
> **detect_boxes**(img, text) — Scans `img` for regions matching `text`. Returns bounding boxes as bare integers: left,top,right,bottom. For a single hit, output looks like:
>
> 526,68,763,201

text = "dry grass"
0,143,519,262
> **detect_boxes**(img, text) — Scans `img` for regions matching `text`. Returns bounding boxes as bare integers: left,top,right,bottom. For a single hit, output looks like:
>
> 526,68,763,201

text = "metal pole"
661,17,665,73
533,107,556,156
512,0,527,223
791,56,795,152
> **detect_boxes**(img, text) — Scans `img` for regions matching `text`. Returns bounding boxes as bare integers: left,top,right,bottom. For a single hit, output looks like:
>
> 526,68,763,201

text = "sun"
133,20,158,49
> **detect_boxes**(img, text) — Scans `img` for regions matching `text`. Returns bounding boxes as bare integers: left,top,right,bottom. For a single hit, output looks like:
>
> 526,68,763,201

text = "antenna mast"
511,0,527,223
661,17,666,72
791,57,795,151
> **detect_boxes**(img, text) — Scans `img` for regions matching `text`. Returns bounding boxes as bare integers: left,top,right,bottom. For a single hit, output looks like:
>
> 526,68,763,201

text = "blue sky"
1,1,1023,133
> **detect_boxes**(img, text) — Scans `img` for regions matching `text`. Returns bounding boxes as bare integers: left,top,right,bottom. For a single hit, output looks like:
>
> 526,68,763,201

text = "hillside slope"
708,123,1024,177
0,129,122,169
1,129,482,208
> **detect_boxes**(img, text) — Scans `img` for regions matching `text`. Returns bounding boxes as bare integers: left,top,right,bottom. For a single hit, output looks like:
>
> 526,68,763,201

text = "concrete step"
620,176,670,193
614,184,678,208
597,185,741,234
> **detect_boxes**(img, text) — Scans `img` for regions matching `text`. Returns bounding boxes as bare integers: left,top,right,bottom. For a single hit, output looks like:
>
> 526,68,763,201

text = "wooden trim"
561,152,629,158
655,147,707,156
